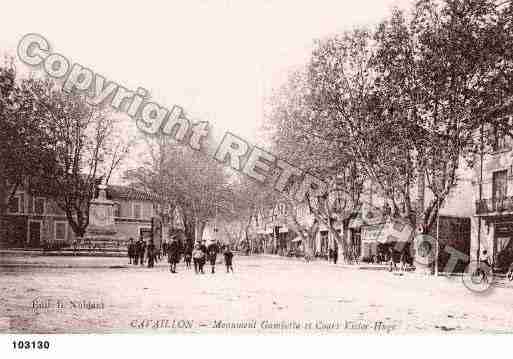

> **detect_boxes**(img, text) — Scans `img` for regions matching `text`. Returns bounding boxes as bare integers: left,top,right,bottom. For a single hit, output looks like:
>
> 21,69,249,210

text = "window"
493,126,507,151
55,222,67,240
492,117,512,152
34,197,45,215
8,194,23,214
133,203,142,219
493,170,508,210
493,170,508,199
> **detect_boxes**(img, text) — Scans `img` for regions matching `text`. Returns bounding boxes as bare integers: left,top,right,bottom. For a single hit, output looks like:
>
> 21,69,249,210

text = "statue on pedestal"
87,181,116,236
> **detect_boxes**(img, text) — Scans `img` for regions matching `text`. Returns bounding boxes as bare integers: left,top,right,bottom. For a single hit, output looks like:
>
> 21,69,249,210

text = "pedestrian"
184,241,193,270
137,237,146,266
507,262,513,282
328,248,333,263
400,249,408,271
147,239,156,268
200,240,207,255
223,245,234,273
333,244,339,265
207,240,219,274
127,238,135,265
167,236,181,274
162,241,168,258
133,238,140,265
199,242,207,273
192,243,205,274
156,243,162,262
388,247,397,272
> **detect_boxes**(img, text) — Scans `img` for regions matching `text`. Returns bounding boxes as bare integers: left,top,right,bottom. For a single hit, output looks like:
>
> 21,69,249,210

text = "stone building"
473,120,513,272
1,183,159,249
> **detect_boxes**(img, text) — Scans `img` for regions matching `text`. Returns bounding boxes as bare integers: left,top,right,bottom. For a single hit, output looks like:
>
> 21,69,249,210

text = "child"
192,244,205,274
223,246,234,273
184,252,192,269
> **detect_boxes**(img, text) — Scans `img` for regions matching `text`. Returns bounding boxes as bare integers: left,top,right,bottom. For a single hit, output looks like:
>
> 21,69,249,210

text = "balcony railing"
476,196,513,215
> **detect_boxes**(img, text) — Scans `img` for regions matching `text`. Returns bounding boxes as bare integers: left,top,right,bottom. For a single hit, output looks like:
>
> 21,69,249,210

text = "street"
1,255,513,334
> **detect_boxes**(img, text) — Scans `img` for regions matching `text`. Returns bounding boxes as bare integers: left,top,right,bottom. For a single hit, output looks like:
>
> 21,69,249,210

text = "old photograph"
1,0,513,345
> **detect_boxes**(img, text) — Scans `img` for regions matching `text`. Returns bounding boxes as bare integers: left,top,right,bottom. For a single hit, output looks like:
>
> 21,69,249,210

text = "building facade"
473,123,513,272
1,184,158,248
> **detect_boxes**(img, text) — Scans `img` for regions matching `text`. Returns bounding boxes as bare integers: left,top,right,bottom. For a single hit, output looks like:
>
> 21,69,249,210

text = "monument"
87,183,116,235
83,183,125,254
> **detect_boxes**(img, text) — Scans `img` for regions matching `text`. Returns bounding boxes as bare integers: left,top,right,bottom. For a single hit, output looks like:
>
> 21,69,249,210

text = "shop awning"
361,219,414,244
361,224,385,242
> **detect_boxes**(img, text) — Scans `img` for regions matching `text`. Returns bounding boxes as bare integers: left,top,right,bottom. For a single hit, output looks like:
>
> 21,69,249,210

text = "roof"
106,185,159,202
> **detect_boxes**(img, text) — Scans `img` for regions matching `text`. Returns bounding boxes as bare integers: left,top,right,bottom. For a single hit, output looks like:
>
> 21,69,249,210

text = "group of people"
127,237,159,266
387,247,412,272
185,240,234,275
128,236,234,274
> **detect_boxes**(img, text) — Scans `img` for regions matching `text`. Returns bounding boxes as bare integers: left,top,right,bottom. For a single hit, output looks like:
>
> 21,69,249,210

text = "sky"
0,0,413,182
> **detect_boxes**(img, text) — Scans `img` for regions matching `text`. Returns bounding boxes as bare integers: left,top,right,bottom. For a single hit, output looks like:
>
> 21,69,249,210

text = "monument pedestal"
82,185,125,253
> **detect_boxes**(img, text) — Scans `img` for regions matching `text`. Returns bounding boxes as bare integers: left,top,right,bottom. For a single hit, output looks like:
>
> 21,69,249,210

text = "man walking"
147,239,156,268
137,237,146,266
184,241,193,270
127,238,135,265
207,240,220,274
167,237,181,273
223,245,234,273
133,238,140,265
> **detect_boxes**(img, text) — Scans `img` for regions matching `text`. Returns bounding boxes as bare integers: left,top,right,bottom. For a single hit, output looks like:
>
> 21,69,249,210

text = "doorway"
27,220,42,247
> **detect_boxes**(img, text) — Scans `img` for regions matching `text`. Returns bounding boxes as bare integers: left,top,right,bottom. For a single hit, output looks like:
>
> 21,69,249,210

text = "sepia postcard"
1,1,513,353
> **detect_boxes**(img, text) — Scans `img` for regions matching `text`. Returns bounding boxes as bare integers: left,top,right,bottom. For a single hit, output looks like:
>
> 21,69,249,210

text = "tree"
265,67,366,260
0,61,57,242
304,0,513,237
28,79,130,237
371,0,513,232
125,138,234,243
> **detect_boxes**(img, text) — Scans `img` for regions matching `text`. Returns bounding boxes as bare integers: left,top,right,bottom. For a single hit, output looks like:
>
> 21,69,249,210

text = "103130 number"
12,340,50,349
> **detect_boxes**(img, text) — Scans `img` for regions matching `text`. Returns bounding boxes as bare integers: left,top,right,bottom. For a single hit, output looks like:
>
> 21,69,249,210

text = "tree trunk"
0,204,6,245
0,179,19,245
0,188,7,244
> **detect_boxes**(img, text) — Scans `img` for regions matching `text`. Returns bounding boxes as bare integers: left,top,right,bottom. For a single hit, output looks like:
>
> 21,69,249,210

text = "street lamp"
477,123,484,265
